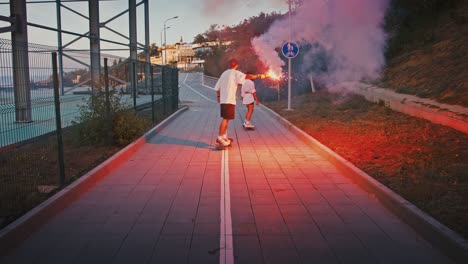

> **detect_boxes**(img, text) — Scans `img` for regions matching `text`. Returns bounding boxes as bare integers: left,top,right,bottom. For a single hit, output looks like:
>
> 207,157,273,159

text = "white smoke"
252,0,390,88
201,0,231,15
200,0,284,15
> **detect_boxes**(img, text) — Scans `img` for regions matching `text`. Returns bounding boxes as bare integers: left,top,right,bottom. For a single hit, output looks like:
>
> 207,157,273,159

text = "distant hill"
381,0,468,107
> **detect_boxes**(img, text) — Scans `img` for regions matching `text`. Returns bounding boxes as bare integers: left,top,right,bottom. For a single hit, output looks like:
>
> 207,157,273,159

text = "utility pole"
144,0,150,85
56,0,64,95
11,0,32,122
129,0,137,98
89,0,101,90
161,26,170,63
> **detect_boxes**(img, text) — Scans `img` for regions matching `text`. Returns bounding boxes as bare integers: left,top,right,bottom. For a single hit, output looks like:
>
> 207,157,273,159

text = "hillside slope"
382,1,468,107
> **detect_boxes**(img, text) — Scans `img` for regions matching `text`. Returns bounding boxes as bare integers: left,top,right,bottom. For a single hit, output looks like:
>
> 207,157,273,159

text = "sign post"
282,41,299,110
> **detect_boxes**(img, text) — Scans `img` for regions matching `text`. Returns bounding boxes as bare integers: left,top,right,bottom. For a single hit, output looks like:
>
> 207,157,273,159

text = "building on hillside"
150,37,231,70
175,40,197,70
162,44,177,65
150,56,162,65
192,40,232,53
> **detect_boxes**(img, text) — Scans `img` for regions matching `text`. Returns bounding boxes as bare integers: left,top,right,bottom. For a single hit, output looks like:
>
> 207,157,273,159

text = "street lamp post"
161,26,170,64
163,16,178,65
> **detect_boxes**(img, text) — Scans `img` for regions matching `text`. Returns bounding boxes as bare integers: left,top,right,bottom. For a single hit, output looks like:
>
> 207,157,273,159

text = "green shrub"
74,89,149,146
113,109,149,146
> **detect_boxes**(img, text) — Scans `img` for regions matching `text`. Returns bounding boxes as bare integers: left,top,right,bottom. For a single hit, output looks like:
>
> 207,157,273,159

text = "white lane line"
220,149,234,264
182,73,217,103
201,74,217,90
203,83,216,90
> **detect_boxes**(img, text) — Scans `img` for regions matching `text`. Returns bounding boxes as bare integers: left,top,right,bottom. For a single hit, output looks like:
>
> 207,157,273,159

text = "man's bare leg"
219,118,229,136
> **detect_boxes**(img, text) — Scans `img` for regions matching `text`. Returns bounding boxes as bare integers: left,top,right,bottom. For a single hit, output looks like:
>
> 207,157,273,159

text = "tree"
193,34,206,44
203,45,229,77
149,43,159,57
195,49,210,60
384,0,463,59
204,24,221,42
196,12,283,76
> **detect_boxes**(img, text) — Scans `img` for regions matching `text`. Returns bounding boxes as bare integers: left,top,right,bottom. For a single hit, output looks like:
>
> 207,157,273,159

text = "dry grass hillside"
381,1,468,107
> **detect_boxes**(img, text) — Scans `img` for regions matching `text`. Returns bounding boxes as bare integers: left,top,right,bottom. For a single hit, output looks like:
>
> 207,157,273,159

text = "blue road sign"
282,41,299,59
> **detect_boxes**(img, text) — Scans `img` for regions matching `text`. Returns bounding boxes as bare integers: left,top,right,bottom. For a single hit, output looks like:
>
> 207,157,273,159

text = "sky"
0,0,287,57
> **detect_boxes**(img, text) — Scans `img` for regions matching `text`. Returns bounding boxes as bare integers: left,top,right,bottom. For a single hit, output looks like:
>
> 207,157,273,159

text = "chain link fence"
0,39,179,229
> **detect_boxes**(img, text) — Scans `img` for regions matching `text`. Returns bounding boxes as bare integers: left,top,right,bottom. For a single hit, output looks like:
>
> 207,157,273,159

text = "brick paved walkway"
0,73,453,264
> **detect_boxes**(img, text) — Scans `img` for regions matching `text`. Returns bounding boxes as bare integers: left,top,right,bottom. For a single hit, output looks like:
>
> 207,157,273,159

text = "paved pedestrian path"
0,73,453,263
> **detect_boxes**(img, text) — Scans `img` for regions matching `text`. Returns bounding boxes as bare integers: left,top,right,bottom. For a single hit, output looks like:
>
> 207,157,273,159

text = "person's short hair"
229,59,238,68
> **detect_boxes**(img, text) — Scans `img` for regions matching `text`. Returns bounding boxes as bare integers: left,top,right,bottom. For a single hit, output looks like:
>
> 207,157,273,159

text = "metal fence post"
277,82,280,102
167,68,171,112
104,58,111,144
170,69,174,111
174,68,179,110
170,68,175,111
162,67,167,115
132,61,137,110
150,64,155,123
52,52,65,186
167,68,174,113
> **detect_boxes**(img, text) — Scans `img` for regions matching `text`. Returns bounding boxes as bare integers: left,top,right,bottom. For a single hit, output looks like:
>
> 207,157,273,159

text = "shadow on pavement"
147,135,212,149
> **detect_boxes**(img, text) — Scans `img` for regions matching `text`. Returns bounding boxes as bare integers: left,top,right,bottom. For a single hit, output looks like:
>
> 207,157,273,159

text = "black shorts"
220,104,235,120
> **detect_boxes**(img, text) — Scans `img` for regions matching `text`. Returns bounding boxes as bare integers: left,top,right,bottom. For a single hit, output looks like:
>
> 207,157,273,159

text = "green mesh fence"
0,38,179,229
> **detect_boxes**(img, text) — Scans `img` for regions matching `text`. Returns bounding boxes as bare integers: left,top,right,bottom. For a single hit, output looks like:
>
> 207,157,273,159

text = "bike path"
0,73,452,264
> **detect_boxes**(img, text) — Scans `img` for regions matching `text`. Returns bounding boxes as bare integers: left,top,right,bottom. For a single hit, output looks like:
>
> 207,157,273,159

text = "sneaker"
216,137,230,147
243,121,250,127
245,122,255,129
221,134,233,144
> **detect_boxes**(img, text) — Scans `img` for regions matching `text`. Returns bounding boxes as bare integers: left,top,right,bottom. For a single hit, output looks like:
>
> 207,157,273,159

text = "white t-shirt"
241,79,256,105
214,69,246,105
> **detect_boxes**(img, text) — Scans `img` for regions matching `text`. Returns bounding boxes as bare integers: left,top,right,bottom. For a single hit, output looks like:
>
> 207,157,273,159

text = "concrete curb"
0,107,189,256
348,83,468,134
260,105,468,263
